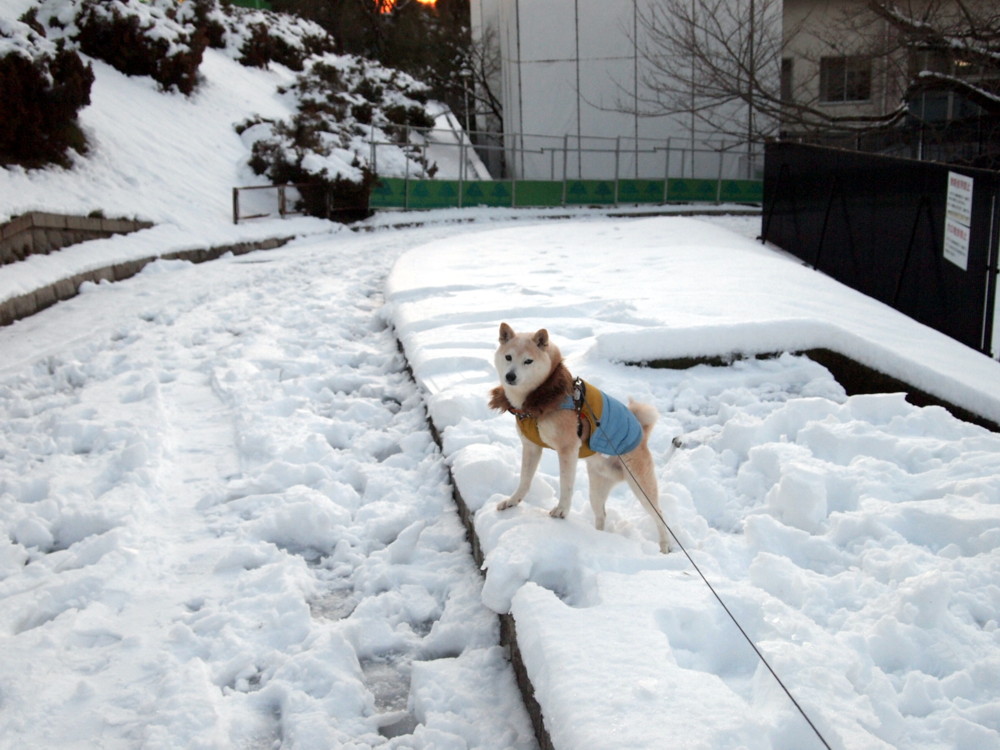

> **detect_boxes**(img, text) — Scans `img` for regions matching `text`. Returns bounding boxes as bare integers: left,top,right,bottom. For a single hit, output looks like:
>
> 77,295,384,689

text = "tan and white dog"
489,322,674,553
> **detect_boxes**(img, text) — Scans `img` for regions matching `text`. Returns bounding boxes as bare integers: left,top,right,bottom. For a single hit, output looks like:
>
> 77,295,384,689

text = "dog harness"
513,379,644,458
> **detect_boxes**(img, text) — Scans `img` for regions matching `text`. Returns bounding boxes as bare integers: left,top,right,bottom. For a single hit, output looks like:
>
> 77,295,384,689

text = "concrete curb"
0,236,294,328
395,337,556,750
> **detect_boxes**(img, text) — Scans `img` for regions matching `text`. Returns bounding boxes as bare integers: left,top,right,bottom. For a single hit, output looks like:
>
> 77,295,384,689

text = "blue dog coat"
515,380,643,458
586,387,644,456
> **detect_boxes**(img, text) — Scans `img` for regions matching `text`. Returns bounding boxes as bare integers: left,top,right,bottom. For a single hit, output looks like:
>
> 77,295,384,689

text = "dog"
489,322,674,553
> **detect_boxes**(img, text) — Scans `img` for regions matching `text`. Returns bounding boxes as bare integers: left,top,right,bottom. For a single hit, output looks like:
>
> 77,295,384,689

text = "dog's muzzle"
505,371,517,384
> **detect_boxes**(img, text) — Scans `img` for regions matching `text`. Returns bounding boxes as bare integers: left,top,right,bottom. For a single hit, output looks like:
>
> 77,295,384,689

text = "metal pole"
511,138,518,208
575,0,582,179
747,0,755,179
633,0,639,179
983,193,999,357
232,188,240,225
562,134,569,206
404,141,410,210
614,136,621,206
459,136,466,208
716,150,724,203
663,138,671,203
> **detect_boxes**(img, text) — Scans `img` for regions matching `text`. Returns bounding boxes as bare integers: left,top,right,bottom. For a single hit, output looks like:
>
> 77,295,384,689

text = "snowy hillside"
0,0,442,242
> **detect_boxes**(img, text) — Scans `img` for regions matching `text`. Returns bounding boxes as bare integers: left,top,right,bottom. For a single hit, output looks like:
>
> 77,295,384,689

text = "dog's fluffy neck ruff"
490,359,574,416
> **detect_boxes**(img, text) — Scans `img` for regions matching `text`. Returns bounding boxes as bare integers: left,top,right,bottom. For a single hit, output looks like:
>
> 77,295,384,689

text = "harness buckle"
573,378,586,438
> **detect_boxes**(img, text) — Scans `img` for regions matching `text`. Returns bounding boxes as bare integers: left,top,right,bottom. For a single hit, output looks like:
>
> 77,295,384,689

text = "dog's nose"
505,371,517,384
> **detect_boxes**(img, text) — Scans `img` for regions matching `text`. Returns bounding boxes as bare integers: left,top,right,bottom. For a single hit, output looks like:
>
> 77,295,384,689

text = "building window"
819,56,872,102
781,58,793,103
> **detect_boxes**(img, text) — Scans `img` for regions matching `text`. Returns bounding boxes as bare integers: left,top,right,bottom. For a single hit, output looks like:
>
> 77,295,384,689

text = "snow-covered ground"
4,211,1000,750
3,1,1000,747
0,224,544,749
386,217,1000,749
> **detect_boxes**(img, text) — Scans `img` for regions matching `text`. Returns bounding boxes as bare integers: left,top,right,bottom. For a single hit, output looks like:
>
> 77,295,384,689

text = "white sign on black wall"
943,171,973,271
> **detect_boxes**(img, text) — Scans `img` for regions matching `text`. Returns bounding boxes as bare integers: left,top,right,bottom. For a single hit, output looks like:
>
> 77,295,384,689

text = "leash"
590,408,834,750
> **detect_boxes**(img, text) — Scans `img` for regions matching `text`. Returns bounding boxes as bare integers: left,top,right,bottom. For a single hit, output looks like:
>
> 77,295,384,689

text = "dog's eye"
505,354,512,362
524,359,533,365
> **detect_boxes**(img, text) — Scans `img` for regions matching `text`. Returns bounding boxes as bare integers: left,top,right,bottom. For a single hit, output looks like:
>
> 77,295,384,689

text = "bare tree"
864,0,1000,115
627,0,787,143
462,20,503,133
628,0,999,143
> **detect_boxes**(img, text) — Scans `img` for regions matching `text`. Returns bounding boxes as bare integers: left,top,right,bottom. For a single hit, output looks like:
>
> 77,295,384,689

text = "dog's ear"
534,329,549,348
499,322,515,343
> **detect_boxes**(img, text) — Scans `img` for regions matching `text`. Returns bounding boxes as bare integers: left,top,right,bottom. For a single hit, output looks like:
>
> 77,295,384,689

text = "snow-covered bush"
240,55,437,220
0,18,94,167
72,0,206,95
7,0,439,194
217,7,335,71
25,0,217,95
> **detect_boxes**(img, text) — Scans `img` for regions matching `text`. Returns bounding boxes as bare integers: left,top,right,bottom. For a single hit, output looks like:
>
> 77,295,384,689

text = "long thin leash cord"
579,386,833,750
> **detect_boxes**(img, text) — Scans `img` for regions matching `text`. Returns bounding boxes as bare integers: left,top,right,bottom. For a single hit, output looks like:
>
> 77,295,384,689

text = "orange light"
377,0,437,14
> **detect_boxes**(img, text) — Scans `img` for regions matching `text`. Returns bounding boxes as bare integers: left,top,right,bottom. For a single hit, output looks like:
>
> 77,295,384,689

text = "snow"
386,219,1000,749
3,1,1000,747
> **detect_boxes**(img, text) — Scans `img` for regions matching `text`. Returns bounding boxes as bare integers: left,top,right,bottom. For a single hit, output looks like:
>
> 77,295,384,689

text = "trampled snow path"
0,225,537,749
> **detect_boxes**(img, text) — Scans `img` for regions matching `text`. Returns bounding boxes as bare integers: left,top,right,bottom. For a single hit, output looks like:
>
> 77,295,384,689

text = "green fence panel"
617,179,667,204
465,180,514,207
719,179,763,203
369,176,761,210
410,180,459,209
564,179,616,205
666,178,719,202
370,178,406,208
512,181,563,207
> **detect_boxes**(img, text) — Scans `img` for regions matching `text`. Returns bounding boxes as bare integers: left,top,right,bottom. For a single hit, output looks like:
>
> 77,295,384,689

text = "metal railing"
232,183,309,224
369,128,764,211
372,127,763,182
231,131,765,222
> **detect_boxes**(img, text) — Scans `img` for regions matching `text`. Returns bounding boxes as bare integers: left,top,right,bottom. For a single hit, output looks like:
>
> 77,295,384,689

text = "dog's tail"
627,400,658,442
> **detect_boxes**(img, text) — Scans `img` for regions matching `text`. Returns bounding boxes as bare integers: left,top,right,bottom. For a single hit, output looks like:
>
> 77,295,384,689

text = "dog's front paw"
497,497,522,511
548,506,567,519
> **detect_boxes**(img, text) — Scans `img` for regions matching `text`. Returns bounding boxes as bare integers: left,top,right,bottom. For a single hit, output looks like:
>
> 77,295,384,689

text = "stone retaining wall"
0,236,293,327
0,212,154,265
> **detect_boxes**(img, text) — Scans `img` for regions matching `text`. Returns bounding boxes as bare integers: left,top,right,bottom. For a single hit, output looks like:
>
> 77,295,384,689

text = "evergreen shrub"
73,0,206,95
0,20,94,167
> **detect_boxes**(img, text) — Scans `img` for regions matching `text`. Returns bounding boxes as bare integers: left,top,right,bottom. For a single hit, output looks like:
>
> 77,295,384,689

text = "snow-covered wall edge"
393,333,556,750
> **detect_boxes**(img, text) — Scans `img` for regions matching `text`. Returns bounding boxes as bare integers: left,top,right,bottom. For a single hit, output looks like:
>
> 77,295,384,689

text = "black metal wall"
762,142,999,355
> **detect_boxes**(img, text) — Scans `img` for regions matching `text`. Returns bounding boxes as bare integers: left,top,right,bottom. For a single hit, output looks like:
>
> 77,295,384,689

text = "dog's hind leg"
623,458,672,553
498,439,543,510
586,459,616,531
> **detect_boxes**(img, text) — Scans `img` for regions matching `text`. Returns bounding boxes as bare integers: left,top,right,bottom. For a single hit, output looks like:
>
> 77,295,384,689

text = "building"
470,0,772,181
781,0,1000,150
